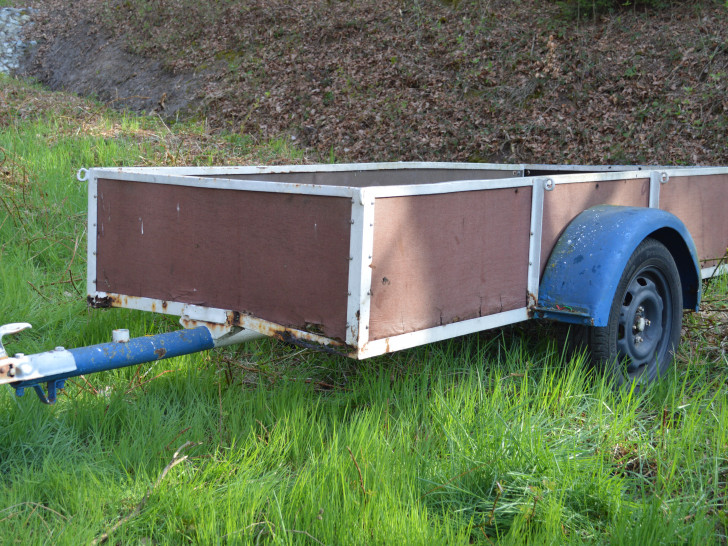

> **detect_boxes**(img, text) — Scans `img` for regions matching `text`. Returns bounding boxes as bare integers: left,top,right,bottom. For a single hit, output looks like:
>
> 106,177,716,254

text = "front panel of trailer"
93,178,352,341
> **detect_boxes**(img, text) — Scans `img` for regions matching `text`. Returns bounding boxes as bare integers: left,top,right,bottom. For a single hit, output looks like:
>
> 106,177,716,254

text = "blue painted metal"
535,205,701,326
12,326,215,403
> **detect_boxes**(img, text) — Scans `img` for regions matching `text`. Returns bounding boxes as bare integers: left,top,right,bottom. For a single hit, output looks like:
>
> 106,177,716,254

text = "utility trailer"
1,163,727,403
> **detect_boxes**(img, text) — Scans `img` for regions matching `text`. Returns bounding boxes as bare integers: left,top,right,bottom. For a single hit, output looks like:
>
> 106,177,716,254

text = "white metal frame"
358,308,529,358
527,178,549,305
345,188,376,349
84,163,728,360
702,264,728,280
94,161,525,177
86,171,99,299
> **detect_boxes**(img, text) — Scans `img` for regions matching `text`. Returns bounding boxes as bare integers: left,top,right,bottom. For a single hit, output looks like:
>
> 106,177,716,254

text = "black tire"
585,238,682,387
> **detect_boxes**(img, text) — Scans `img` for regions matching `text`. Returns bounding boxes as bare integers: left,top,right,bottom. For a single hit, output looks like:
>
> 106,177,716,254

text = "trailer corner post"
345,187,375,355
649,170,669,209
86,167,99,300
527,177,550,310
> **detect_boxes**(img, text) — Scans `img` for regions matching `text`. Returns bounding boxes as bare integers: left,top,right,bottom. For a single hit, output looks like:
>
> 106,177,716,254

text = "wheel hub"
617,273,667,376
632,306,651,341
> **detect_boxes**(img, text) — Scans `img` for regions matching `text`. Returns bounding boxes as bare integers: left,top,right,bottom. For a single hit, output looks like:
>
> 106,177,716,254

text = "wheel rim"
615,266,673,380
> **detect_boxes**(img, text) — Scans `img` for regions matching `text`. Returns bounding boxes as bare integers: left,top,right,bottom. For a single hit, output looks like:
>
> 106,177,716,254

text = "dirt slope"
20,0,728,165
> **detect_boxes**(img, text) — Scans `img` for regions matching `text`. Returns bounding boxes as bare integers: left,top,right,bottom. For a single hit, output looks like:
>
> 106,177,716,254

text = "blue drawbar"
535,205,701,326
13,326,215,403
70,326,215,375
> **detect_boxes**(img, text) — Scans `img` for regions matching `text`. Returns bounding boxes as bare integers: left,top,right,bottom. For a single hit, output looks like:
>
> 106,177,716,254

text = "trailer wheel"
588,238,682,387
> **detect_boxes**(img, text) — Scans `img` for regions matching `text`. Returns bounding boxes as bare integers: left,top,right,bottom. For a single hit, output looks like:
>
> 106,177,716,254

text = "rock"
0,6,35,74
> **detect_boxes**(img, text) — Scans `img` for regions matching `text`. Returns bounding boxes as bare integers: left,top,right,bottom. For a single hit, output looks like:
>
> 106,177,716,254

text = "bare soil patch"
19,3,207,118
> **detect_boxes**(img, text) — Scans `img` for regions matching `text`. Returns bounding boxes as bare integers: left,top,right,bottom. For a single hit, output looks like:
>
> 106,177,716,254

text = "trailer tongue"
0,323,262,403
3,162,727,403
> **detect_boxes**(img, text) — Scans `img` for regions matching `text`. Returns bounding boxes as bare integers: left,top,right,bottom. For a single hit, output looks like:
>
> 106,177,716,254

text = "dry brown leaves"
23,0,728,165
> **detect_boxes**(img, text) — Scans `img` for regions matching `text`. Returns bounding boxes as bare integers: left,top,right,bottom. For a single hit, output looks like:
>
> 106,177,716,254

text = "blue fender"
534,205,701,326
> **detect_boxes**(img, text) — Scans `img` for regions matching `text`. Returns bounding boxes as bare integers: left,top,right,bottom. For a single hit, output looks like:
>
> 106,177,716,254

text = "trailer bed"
83,163,728,359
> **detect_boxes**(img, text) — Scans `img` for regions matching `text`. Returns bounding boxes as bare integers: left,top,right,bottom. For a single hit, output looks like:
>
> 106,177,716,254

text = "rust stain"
154,347,167,359
107,294,129,307
230,312,352,355
276,330,347,356
0,358,16,384
179,315,232,338
94,291,355,356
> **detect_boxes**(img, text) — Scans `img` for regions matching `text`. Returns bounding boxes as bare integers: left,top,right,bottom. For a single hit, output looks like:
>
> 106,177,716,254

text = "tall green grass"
1,75,727,544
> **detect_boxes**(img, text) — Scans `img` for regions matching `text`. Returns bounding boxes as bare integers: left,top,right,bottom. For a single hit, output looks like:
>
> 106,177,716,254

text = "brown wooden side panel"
369,188,532,340
540,178,650,273
96,179,351,340
660,174,728,267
